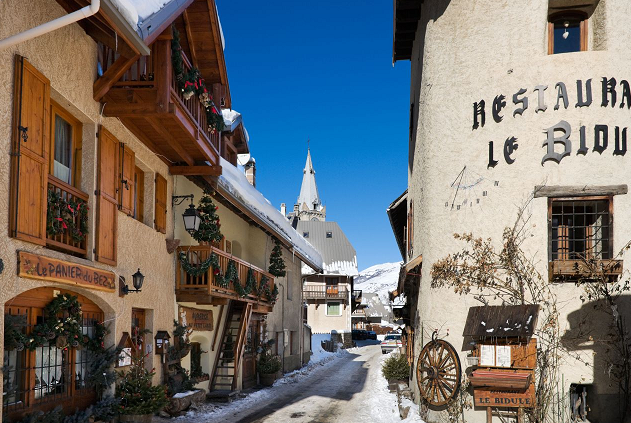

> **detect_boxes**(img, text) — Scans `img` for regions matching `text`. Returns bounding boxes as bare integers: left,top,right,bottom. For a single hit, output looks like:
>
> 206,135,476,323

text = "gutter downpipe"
0,0,100,50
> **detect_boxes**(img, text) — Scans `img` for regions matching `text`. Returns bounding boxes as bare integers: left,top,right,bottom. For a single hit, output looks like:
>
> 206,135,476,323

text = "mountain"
354,262,403,307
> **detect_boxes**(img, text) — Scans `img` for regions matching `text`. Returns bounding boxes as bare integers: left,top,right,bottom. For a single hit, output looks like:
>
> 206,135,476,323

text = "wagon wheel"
416,338,461,407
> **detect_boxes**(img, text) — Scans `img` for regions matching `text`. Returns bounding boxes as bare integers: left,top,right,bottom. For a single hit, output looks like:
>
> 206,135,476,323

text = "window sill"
549,259,623,282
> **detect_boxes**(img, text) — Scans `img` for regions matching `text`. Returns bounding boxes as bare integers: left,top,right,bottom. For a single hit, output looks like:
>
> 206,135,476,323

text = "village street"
165,344,419,423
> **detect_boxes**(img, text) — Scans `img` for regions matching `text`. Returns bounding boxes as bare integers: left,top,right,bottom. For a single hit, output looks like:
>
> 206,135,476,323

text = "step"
207,390,238,403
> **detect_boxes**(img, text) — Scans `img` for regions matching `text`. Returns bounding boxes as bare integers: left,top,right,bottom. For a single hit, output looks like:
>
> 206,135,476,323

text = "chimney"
244,158,256,187
280,203,286,216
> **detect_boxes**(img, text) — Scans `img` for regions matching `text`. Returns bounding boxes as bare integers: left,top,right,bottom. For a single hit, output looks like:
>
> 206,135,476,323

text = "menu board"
480,344,495,366
496,345,512,367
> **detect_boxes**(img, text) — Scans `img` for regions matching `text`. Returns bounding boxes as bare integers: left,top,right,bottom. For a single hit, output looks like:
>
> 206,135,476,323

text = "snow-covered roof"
111,0,174,27
221,109,242,132
297,221,358,276
217,158,323,272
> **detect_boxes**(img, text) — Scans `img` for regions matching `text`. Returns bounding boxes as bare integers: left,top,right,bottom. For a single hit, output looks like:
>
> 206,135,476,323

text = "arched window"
3,288,104,420
548,12,588,54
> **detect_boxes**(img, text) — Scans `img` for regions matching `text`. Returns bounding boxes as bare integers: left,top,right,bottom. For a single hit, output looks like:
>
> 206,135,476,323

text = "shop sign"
179,306,213,331
18,251,115,292
474,386,535,409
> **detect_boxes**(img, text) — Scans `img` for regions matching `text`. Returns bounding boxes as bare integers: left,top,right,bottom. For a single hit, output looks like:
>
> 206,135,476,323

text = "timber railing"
303,285,349,300
46,176,89,257
176,245,276,304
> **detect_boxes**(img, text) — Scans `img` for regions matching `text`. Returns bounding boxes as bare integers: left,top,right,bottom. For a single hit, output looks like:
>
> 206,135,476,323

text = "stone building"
391,1,631,422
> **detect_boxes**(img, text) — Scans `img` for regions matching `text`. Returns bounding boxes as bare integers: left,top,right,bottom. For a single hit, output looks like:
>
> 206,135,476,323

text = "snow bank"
112,0,199,28
310,333,334,364
218,158,323,271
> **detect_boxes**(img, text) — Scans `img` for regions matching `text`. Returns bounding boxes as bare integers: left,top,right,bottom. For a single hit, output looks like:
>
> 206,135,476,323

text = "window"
3,288,103,420
548,12,588,54
326,231,332,238
131,308,146,358
50,101,82,187
550,198,611,261
326,301,341,316
303,232,309,238
133,166,144,223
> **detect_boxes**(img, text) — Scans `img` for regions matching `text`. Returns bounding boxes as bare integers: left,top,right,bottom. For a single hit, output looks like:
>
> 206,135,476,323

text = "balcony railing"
176,245,276,305
46,176,89,257
303,285,348,300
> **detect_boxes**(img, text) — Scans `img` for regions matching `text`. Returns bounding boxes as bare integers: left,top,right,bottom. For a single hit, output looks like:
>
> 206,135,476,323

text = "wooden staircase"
208,301,252,400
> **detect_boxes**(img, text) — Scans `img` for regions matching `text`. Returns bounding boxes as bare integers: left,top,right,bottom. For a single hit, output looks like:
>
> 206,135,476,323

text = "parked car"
352,329,368,340
366,331,377,340
381,334,402,354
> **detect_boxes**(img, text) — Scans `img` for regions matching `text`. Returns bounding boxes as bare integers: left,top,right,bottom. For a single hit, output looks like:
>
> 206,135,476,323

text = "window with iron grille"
3,303,102,419
550,198,612,261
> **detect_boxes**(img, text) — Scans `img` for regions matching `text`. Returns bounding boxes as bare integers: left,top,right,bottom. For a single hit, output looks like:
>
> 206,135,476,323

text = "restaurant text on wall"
473,77,631,166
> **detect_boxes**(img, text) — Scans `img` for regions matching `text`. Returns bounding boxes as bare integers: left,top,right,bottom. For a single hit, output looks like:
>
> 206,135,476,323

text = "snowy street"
168,343,420,423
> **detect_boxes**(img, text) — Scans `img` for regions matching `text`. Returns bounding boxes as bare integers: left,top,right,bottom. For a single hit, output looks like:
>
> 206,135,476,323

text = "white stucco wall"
406,1,631,421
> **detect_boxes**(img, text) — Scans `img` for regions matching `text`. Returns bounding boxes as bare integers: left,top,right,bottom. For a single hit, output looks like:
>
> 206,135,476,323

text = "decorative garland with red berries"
172,27,225,133
47,189,89,242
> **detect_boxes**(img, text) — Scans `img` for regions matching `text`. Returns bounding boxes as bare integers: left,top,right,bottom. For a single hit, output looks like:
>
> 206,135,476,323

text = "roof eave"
100,0,151,55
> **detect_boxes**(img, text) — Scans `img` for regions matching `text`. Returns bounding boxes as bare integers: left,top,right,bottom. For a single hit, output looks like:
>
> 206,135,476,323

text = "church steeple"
292,147,326,221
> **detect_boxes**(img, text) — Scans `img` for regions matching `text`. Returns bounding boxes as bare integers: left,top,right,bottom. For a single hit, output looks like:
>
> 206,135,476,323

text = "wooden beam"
171,103,219,164
533,184,628,198
102,102,159,117
119,118,173,165
93,54,139,101
146,116,196,166
170,165,222,176
182,10,199,69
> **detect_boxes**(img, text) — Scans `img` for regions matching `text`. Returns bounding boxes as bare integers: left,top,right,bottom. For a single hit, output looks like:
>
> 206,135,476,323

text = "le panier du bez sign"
180,306,213,331
18,251,115,292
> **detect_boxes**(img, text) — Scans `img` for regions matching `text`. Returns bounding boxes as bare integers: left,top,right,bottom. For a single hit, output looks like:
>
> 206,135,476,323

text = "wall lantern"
120,269,144,295
154,331,171,355
172,194,200,234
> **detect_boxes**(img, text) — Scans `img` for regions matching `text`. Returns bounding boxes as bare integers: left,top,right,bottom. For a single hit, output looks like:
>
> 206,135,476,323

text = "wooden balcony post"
154,32,172,113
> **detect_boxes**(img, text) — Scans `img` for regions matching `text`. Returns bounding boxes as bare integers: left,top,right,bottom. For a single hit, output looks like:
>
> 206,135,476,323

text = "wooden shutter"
118,144,135,215
96,127,119,265
9,56,50,244
134,166,144,223
155,173,167,233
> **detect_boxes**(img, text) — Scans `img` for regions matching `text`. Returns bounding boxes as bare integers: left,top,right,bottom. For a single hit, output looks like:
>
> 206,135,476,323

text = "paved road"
226,344,383,423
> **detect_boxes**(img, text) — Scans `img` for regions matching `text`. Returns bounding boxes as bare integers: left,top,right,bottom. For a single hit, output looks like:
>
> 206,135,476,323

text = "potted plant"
116,349,168,422
257,339,282,386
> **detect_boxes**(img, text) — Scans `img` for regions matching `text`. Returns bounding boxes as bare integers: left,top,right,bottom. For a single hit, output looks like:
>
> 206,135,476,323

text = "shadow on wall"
561,296,631,423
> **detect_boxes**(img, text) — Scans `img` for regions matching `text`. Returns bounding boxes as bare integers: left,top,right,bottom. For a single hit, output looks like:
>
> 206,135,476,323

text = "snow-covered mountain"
354,262,403,307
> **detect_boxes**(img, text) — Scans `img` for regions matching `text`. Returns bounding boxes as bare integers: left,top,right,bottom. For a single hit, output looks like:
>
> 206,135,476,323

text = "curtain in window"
327,302,340,316
53,115,72,184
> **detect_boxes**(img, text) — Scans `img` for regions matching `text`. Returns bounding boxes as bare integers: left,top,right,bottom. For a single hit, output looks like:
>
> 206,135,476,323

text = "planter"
164,389,206,416
259,372,276,386
119,415,153,423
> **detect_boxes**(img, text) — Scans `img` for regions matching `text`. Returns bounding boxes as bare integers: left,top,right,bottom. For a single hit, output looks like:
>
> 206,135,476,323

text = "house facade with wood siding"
391,0,631,422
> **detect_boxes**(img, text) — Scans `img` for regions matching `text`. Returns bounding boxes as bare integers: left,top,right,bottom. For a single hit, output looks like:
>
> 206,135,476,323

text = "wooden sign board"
179,306,213,332
474,384,535,409
18,251,115,292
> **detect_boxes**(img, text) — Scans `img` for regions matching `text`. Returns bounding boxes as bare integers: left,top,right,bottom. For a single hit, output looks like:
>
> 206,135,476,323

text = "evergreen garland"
192,192,223,244
268,238,286,277
245,268,257,295
46,190,89,242
178,251,213,277
225,260,245,295
171,27,225,133
257,276,279,304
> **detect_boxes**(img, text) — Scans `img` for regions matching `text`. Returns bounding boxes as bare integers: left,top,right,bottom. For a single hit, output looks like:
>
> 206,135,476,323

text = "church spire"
298,148,322,211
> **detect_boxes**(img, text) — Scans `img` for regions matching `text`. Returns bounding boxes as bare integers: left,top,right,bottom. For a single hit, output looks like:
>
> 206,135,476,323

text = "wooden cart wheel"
416,338,462,406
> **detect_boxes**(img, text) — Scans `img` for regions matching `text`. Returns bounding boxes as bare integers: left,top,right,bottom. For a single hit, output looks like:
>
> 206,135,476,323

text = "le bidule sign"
473,77,630,167
18,251,116,292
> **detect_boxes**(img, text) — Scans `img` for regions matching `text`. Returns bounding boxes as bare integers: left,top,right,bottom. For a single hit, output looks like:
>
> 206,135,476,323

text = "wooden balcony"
303,285,349,300
176,246,276,309
46,176,89,257
96,40,222,170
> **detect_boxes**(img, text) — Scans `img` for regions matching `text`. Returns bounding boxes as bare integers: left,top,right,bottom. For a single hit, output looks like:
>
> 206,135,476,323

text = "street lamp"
172,194,200,235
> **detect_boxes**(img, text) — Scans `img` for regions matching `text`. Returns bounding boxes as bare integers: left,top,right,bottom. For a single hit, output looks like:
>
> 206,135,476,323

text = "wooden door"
131,308,146,357
242,316,261,389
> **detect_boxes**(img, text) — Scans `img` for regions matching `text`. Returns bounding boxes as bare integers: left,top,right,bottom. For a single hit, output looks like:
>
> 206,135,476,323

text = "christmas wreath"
171,27,225,133
4,294,109,352
46,189,89,242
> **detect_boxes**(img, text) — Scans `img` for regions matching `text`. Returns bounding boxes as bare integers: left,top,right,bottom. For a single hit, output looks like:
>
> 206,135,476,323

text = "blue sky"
218,0,411,271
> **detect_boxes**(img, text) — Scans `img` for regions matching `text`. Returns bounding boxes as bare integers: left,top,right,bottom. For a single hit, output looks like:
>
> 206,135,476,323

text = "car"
381,334,402,354
352,329,368,340
366,330,377,340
